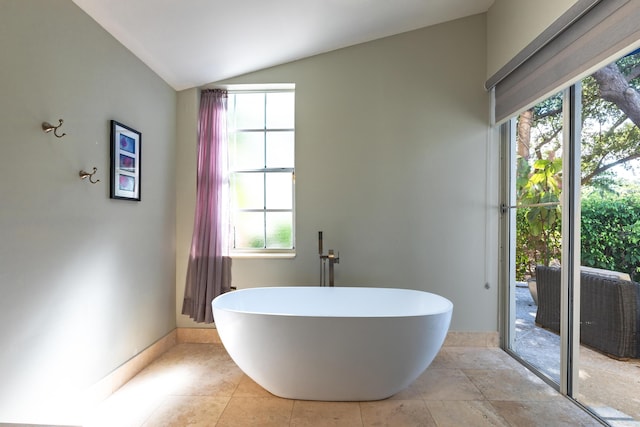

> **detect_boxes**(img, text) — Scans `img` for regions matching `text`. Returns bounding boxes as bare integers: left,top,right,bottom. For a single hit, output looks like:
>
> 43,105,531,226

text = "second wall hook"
42,119,66,138
79,167,100,184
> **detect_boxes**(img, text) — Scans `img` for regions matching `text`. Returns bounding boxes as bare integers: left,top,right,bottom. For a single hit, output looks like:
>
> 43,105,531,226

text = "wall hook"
79,167,100,184
42,119,66,138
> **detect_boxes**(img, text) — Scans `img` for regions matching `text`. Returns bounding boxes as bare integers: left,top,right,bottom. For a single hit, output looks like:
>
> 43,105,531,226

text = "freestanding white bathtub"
212,286,453,401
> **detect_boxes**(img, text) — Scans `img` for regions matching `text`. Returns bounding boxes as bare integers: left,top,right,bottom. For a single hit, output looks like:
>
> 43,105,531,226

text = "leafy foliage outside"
248,222,292,249
515,157,562,279
581,192,640,280
515,50,640,280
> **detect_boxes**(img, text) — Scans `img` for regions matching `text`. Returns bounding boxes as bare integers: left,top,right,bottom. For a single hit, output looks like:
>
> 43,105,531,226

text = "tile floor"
85,343,602,427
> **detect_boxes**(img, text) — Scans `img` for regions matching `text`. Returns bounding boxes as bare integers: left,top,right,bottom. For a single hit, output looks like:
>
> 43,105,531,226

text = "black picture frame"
110,120,141,201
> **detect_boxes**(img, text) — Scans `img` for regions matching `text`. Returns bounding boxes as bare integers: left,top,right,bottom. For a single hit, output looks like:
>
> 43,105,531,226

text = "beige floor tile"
84,343,612,426
85,357,200,427
464,368,560,401
444,331,497,347
179,361,244,397
414,368,484,401
290,401,362,427
388,360,457,400
232,374,275,397
141,395,230,427
427,350,451,369
490,400,602,427
216,396,294,426
388,380,425,400
129,358,242,398
425,401,510,427
436,347,523,370
360,399,436,426
84,381,164,427
131,344,236,382
145,343,220,369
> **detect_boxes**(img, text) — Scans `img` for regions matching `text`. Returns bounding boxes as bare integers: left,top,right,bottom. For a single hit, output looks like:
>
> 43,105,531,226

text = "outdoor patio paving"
513,284,640,425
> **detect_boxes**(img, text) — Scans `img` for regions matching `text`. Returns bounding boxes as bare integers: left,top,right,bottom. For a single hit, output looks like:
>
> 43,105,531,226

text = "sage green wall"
176,14,499,331
176,87,199,326
487,0,578,78
0,0,176,423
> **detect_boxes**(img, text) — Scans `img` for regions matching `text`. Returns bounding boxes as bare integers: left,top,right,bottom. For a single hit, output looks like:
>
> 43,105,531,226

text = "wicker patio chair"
534,265,640,359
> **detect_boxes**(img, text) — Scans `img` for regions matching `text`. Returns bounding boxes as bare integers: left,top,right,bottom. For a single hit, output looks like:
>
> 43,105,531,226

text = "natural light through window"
227,89,295,253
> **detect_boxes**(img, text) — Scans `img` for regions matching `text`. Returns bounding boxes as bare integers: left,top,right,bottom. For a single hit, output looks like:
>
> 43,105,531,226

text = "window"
227,89,295,253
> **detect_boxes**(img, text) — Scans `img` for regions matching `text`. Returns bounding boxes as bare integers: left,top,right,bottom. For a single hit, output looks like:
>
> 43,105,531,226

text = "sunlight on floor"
82,343,602,426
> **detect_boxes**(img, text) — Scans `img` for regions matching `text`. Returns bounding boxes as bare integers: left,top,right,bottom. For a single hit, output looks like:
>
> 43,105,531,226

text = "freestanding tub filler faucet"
318,231,340,286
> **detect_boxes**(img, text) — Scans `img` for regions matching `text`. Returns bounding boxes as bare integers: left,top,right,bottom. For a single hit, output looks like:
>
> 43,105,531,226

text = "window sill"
230,251,296,259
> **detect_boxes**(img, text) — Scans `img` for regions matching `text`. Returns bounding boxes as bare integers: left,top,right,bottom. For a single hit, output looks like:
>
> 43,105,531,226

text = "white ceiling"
72,0,494,91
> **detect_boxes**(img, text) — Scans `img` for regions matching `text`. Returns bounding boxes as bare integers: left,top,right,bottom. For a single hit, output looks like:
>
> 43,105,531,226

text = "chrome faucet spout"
327,250,340,287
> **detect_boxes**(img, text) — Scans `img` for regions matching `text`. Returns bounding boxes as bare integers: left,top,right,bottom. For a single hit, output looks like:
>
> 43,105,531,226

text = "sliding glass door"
506,91,564,384
576,50,640,424
504,48,640,424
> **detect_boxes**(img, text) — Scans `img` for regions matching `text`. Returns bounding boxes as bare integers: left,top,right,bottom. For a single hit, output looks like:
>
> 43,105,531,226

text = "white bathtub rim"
212,286,453,318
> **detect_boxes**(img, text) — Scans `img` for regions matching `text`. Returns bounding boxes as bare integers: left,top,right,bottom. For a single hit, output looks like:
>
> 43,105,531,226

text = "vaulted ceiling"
72,0,494,90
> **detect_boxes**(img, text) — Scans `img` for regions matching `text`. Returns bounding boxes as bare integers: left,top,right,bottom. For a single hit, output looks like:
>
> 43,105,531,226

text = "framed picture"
110,120,141,201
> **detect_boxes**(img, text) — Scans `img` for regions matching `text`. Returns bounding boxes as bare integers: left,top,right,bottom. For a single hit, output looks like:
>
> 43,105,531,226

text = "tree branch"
533,126,562,159
582,152,640,185
535,107,562,120
592,63,640,128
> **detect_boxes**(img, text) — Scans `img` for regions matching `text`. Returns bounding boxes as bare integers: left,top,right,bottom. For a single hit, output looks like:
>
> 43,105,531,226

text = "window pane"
511,91,563,385
266,131,294,168
266,212,293,248
231,173,264,209
266,92,294,129
266,172,293,210
233,93,264,130
578,50,640,423
234,212,264,248
230,131,264,169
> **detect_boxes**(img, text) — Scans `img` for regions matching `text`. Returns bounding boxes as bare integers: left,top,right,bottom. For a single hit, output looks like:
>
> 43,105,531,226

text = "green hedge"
581,193,640,281
516,192,640,281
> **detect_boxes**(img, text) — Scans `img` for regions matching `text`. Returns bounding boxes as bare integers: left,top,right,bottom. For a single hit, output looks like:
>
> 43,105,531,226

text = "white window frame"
226,85,296,257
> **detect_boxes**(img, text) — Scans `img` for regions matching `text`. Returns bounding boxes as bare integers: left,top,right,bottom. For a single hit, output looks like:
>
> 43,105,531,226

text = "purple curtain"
182,89,232,323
